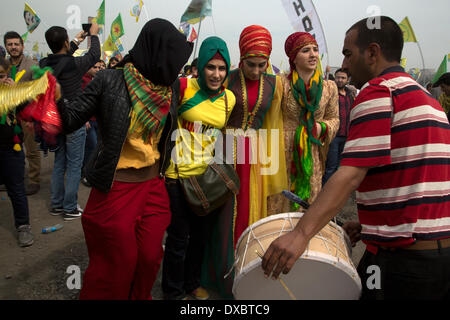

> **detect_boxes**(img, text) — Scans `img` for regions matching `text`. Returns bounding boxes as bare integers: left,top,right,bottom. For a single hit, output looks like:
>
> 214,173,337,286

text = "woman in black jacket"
56,18,192,300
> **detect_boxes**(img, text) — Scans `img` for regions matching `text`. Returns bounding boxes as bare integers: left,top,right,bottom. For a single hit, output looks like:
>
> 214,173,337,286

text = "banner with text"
281,0,328,60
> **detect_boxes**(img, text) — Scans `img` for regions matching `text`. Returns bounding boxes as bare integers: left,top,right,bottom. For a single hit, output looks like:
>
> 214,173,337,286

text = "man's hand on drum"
342,221,361,247
261,229,308,280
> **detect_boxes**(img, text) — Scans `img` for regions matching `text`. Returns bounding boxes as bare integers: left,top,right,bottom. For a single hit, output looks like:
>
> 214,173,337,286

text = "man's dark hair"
191,58,198,68
0,56,10,71
107,56,119,69
335,68,350,77
0,45,6,58
3,31,23,46
45,26,69,53
347,16,404,62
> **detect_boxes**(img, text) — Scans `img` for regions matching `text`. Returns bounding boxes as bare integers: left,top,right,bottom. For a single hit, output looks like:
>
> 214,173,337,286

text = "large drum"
232,212,362,300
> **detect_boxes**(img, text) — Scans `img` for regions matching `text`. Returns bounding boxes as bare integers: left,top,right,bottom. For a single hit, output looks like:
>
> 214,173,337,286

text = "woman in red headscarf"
201,25,287,299
274,32,339,212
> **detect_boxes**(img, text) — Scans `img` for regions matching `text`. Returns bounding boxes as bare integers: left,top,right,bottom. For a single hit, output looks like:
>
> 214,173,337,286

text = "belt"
114,161,160,183
379,238,450,251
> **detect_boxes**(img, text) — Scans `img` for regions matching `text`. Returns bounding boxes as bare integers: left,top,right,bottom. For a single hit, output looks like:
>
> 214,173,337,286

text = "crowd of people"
0,14,449,301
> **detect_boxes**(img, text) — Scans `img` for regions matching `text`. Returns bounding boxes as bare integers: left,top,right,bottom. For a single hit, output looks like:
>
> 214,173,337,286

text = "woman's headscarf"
197,36,231,96
239,25,272,62
123,18,193,86
284,32,317,79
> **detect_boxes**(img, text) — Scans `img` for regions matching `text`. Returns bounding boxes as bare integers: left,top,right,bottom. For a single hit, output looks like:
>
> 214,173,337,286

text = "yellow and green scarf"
123,63,172,142
290,69,323,208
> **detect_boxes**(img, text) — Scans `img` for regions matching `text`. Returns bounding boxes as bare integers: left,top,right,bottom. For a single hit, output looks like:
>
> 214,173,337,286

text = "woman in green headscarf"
162,36,236,300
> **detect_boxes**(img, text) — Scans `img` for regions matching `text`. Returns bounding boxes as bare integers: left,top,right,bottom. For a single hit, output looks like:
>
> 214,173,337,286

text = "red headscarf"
284,32,318,77
211,51,225,62
239,25,272,62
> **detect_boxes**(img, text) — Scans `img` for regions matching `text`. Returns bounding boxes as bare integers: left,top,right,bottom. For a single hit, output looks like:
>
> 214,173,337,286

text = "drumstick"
256,250,297,300
281,190,310,209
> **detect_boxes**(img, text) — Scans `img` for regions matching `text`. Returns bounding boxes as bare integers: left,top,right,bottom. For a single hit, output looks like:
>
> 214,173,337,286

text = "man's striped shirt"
341,66,450,250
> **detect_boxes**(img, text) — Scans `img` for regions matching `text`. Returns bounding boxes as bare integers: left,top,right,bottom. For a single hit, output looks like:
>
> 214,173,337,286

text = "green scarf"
197,36,230,96
181,36,231,114
290,69,323,208
123,63,172,142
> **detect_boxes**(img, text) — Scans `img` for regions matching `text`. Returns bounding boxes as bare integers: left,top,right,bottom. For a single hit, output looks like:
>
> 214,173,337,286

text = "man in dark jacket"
55,18,193,300
40,24,100,221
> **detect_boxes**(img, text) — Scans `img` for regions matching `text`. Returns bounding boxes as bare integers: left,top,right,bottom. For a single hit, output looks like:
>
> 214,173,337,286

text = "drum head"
233,256,361,300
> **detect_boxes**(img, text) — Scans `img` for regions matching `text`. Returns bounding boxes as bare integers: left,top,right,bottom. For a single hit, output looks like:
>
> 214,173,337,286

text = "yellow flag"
399,17,417,43
103,35,117,52
400,58,407,68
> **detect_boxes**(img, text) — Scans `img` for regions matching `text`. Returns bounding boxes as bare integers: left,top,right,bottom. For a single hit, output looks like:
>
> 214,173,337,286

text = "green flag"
111,14,124,42
21,31,29,42
181,0,212,25
95,0,105,25
432,55,448,84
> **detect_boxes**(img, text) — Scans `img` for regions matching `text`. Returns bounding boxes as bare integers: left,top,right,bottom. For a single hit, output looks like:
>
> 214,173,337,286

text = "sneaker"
17,225,34,247
189,287,209,300
63,208,82,221
49,207,63,216
77,204,84,214
25,183,40,196
81,177,92,187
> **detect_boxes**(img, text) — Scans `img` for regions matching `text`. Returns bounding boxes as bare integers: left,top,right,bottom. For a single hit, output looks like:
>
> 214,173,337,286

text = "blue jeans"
83,120,98,174
0,147,29,228
51,126,86,212
322,136,347,185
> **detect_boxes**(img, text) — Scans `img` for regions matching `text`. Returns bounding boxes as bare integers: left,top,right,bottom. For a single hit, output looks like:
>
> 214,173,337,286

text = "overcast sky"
1,0,449,71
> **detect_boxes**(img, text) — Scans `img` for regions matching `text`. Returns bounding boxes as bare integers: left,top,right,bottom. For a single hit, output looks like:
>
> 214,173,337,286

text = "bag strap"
224,90,228,126
188,176,210,211
209,162,239,193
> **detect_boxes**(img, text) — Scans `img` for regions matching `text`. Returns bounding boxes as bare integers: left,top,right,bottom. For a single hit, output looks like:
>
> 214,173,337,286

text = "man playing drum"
262,16,450,300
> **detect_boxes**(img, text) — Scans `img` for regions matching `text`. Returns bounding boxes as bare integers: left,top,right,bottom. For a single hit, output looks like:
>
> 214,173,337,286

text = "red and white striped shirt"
341,66,450,251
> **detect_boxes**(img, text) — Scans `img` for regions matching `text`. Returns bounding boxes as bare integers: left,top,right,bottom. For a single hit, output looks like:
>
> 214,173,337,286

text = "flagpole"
193,19,203,59
212,15,217,35
311,0,330,74
416,41,426,71
143,3,150,21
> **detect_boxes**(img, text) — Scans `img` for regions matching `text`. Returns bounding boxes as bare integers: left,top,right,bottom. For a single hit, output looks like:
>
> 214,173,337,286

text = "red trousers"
79,177,171,300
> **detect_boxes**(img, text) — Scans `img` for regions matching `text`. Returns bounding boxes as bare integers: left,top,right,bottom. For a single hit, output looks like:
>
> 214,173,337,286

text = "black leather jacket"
57,69,179,193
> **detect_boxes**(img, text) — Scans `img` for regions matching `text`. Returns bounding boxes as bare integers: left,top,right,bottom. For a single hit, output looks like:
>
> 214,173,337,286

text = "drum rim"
235,212,305,254
235,212,345,255
232,252,362,299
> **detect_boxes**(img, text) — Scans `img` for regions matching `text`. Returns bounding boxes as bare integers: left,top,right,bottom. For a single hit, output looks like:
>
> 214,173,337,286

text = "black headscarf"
118,18,193,86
